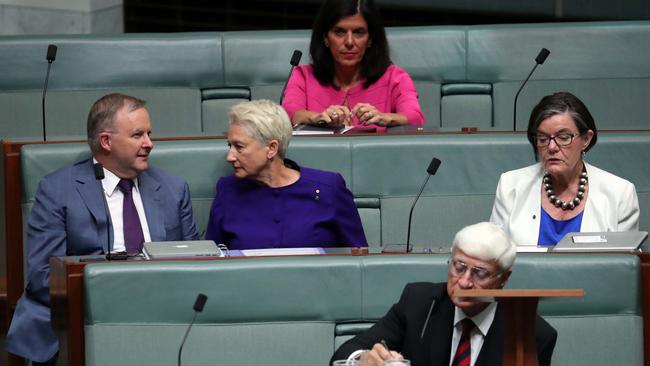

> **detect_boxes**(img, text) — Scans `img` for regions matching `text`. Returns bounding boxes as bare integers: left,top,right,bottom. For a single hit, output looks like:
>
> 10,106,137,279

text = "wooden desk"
51,257,87,366
456,289,583,366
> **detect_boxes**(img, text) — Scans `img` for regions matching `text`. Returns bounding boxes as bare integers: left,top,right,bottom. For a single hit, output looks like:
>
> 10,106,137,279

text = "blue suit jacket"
5,159,199,362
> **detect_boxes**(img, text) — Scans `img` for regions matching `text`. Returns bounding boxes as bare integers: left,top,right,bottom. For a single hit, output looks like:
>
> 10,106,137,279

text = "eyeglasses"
531,133,578,147
448,258,502,284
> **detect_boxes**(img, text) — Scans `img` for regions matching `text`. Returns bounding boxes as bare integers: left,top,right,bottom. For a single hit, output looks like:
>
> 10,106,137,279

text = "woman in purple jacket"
205,99,368,250
282,0,424,132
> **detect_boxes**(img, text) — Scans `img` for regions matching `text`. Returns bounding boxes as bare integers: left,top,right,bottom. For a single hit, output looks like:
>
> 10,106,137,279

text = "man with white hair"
331,222,557,366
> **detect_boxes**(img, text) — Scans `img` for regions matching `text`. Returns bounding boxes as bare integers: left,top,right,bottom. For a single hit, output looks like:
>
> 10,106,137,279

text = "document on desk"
515,246,549,253
240,247,325,256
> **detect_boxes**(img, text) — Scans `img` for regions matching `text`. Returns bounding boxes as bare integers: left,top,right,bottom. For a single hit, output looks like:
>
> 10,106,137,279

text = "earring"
581,150,586,157
367,40,372,48
324,39,329,47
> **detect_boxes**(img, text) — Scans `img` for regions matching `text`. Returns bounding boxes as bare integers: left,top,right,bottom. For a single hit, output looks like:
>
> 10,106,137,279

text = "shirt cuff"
347,349,367,361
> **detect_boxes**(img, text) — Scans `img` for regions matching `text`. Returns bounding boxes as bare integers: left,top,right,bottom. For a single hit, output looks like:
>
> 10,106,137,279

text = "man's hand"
358,343,404,366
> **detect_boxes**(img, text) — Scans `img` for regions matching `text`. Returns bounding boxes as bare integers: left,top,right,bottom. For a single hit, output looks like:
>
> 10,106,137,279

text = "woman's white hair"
228,99,293,158
451,222,516,270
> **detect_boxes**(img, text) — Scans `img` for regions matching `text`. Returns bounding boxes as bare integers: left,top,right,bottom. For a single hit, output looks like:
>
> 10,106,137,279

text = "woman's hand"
352,103,409,127
352,103,386,126
317,105,352,126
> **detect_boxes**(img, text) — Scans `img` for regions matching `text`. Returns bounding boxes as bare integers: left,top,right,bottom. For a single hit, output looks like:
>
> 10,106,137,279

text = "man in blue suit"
5,93,199,365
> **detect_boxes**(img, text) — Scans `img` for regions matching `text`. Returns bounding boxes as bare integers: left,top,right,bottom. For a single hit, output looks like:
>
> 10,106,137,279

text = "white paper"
516,246,549,253
240,247,323,256
573,235,607,243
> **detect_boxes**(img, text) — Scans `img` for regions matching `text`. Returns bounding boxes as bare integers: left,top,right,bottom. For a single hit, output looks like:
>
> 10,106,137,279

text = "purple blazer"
205,161,367,249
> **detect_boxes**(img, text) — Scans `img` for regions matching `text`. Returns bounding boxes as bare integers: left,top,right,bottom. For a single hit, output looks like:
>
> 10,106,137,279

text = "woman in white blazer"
490,92,639,246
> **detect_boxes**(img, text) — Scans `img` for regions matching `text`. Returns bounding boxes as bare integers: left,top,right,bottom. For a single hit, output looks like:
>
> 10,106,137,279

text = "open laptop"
143,240,225,259
552,231,648,252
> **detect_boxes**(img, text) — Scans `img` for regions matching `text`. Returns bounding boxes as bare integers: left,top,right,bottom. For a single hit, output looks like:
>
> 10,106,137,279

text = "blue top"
205,160,368,249
537,207,584,246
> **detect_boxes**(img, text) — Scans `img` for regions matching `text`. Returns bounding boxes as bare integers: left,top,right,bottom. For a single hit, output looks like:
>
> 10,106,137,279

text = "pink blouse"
282,64,425,132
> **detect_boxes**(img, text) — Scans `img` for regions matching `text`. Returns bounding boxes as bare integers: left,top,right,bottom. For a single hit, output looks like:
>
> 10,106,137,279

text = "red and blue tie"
451,318,474,366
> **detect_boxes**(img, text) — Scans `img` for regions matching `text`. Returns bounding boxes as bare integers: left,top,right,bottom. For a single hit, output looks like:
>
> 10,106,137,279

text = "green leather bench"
19,132,650,257
465,21,650,131
2,21,650,140
82,253,643,366
0,33,224,140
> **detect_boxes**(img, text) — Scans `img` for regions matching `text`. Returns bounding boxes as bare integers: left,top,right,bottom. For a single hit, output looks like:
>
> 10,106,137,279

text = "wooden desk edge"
455,289,585,300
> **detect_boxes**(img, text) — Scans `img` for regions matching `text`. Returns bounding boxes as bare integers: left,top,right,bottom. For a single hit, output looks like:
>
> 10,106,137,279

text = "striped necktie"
451,318,475,366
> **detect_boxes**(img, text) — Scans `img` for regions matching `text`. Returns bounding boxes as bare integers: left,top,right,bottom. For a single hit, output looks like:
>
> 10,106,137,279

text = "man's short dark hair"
87,93,146,154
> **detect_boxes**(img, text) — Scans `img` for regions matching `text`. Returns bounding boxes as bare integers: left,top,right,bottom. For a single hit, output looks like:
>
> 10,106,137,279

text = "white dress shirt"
449,302,498,366
97,162,152,252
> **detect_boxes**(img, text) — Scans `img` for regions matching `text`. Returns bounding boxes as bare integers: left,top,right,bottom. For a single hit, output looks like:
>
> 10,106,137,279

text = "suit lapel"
74,160,111,252
138,170,166,241
424,296,455,366
518,164,543,245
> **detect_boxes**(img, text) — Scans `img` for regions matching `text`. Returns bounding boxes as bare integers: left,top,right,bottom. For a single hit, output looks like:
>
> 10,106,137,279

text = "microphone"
93,162,104,180
178,293,208,366
406,157,441,253
46,44,58,62
420,298,436,339
94,163,115,260
513,48,550,131
42,44,58,141
279,50,302,105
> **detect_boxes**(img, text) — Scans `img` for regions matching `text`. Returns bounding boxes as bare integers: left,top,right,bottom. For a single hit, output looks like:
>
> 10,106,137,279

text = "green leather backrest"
84,253,640,323
0,33,223,90
82,253,641,366
387,26,467,127
0,33,223,139
5,21,650,140
223,30,311,102
20,132,650,247
466,21,650,130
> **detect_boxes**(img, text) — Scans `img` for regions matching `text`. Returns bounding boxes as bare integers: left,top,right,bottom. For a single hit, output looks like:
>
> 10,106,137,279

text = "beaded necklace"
543,165,588,210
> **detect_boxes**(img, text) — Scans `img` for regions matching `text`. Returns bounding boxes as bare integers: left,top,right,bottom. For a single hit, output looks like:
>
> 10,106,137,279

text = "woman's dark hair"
527,91,598,160
310,0,391,88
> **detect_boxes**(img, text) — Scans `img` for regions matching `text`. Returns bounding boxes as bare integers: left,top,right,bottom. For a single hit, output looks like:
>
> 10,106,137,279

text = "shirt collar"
93,158,140,196
453,301,498,337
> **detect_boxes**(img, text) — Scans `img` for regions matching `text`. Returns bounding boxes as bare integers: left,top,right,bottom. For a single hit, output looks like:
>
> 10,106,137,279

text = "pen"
381,339,389,351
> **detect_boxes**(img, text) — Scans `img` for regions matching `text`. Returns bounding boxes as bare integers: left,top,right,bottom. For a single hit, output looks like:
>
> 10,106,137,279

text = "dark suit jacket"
6,159,199,362
332,282,557,366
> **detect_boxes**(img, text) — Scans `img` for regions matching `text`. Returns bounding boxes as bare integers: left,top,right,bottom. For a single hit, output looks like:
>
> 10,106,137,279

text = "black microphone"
178,293,208,366
513,48,550,131
279,50,302,105
94,163,115,260
42,44,58,141
46,44,57,62
406,157,442,253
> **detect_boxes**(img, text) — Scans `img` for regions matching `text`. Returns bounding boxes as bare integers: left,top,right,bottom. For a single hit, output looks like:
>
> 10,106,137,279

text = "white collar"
93,158,140,196
453,301,498,336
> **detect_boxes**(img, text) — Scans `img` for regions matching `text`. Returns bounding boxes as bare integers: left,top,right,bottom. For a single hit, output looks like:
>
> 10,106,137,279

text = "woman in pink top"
282,0,424,132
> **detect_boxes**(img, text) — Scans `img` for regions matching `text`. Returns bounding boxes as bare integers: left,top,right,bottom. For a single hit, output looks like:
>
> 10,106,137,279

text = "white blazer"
490,162,640,246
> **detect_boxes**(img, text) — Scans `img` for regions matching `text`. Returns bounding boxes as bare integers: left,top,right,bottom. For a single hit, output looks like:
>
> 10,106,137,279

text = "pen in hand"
380,339,407,363
381,340,390,352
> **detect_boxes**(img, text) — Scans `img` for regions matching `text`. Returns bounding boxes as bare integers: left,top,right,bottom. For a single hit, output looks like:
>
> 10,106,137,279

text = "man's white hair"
451,222,516,270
